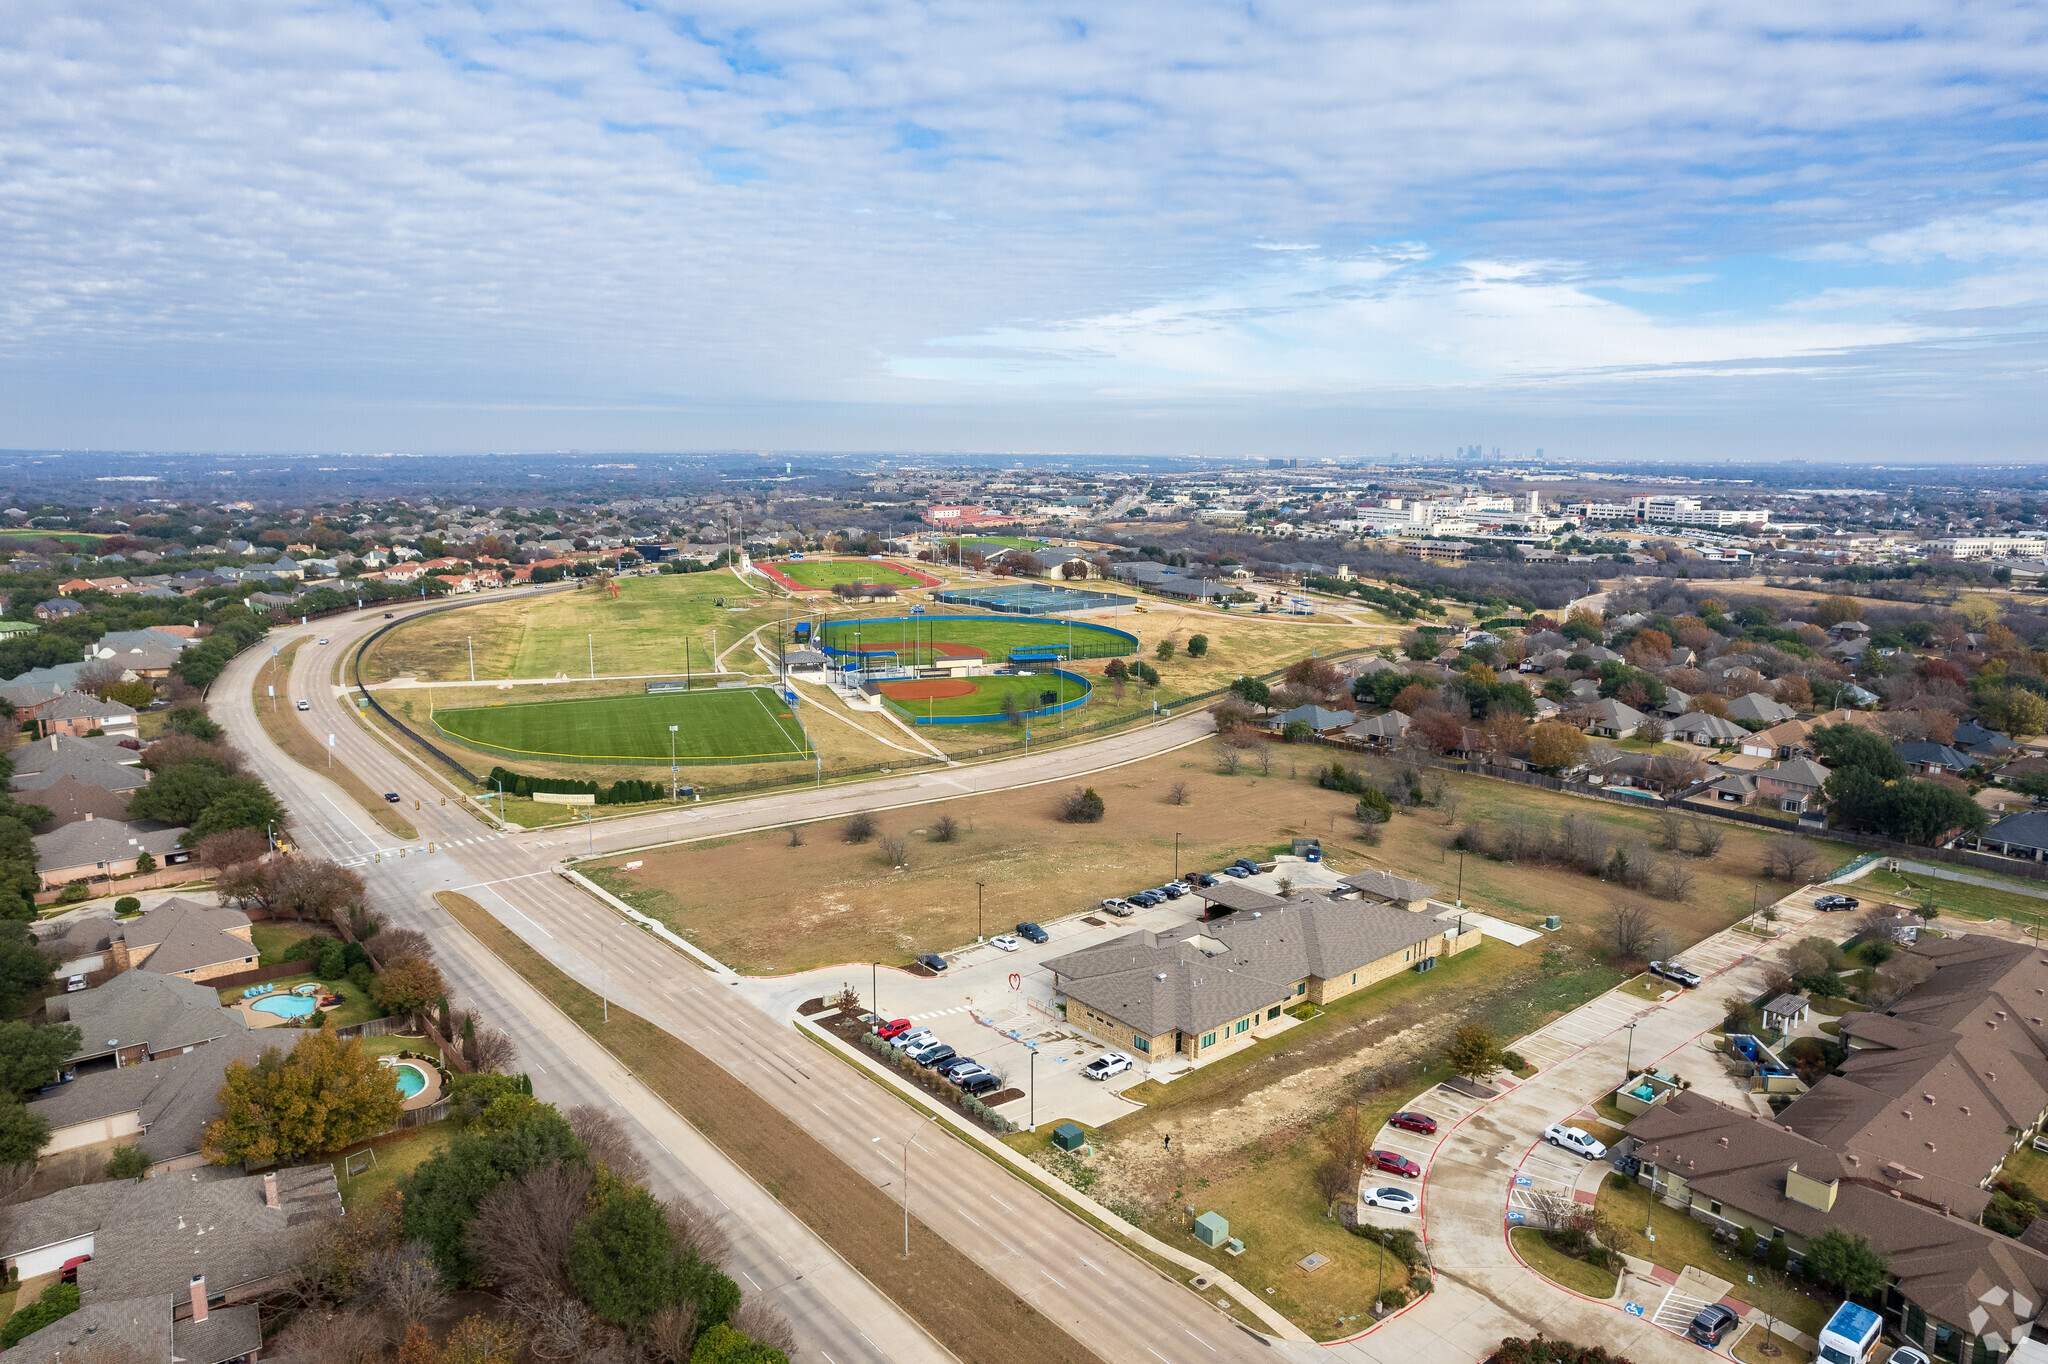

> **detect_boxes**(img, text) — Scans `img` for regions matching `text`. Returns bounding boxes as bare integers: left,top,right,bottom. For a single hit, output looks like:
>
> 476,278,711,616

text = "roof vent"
1156,973,1166,982
1962,1106,1972,1116
1718,1136,1729,1147
1925,1093,1936,1103
1252,912,1262,919
1998,1010,2009,1020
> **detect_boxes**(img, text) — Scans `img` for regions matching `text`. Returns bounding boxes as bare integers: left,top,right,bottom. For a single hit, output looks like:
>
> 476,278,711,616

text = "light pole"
1624,1020,1638,1082
593,921,631,1023
1028,1045,1038,1130
1174,832,1182,880
1456,850,1465,907
467,634,475,682
669,725,679,800
976,881,985,943
893,1114,939,1257
588,633,594,679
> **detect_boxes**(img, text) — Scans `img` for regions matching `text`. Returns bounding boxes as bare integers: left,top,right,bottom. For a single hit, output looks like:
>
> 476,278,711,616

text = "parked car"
933,1055,981,1079
1543,1124,1607,1160
1083,1052,1134,1081
1814,893,1860,912
1233,858,1259,873
1191,873,1219,888
296,699,310,711
1100,897,1134,916
890,1028,934,1051
383,612,395,618
1016,921,1049,943
1221,866,1251,879
1686,1304,1740,1348
1888,1349,1931,1364
959,1071,1003,1096
1374,1150,1422,1178
906,1042,956,1068
1648,960,1704,989
1360,1186,1419,1214
57,1255,90,1285
1388,1111,1437,1135
875,1019,913,1040
989,934,1021,952
917,952,948,972
1156,884,1185,900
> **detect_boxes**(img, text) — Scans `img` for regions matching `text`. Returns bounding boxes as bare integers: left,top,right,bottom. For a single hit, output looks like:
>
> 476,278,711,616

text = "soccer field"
817,613,1135,664
431,687,813,765
761,559,938,591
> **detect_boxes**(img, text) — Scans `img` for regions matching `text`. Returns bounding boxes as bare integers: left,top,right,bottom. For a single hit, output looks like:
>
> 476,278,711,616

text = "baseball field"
431,686,813,765
817,614,1135,664
874,670,1089,721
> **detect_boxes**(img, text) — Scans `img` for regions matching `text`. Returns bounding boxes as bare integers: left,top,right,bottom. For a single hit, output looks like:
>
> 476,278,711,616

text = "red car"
875,1019,913,1040
1388,1111,1437,1136
1374,1150,1422,1178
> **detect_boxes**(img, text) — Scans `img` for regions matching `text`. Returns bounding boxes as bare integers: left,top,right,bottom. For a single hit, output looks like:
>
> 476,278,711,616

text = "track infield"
432,686,812,765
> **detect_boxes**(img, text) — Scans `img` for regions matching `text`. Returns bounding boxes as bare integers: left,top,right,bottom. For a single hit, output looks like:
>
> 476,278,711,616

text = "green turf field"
432,687,813,765
0,529,110,547
931,535,1054,551
817,614,1135,664
877,671,1090,722
771,560,928,589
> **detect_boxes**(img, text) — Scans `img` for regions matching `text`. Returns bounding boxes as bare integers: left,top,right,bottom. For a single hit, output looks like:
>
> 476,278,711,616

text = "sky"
2,1,2046,459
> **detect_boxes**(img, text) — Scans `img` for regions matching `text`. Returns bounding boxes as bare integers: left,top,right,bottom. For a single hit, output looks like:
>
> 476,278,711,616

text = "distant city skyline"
3,2,2045,458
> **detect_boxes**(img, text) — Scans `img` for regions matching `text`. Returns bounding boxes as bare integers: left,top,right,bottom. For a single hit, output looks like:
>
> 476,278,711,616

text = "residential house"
1739,717,1811,760
55,970,248,1069
11,754,151,798
33,691,138,740
1897,742,1974,777
30,777,138,830
8,733,142,776
1954,721,2019,760
1694,770,1757,806
1582,697,1648,739
1342,711,1410,748
1753,757,1830,814
1272,704,1356,734
1666,711,1749,745
32,817,188,888
1976,809,2048,861
118,898,258,983
1726,693,1801,726
29,1030,273,1169
32,599,86,622
85,628,196,679
0,1165,340,1364
1046,895,1478,1063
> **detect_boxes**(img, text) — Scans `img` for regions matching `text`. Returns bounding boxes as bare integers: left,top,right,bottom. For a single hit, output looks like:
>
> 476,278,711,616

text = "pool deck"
390,1059,445,1111
224,988,338,1029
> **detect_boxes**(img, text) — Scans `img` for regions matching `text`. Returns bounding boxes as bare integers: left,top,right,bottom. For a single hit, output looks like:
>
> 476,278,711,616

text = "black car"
1015,921,1049,944
959,1071,1003,1095
384,792,401,802
1156,884,1185,900
912,1044,957,1069
1686,1304,1740,1347
1191,873,1218,888
1129,891,1162,907
917,952,948,972
1814,893,1860,912
1233,857,1259,873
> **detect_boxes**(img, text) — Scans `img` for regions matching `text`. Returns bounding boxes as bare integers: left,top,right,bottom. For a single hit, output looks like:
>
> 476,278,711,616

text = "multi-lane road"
221,600,1280,1364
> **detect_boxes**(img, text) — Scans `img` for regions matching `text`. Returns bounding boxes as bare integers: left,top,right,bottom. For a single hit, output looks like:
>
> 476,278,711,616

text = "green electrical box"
1194,1211,1230,1248
1052,1122,1086,1152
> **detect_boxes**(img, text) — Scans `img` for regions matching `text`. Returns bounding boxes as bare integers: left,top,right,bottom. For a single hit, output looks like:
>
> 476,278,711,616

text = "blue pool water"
250,994,316,1019
394,1063,428,1098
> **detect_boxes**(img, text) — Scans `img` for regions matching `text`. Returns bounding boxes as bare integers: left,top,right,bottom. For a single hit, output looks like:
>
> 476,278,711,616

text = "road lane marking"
1184,1330,1214,1351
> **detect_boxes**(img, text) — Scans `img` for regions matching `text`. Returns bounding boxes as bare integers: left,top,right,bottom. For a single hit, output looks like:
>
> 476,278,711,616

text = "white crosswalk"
333,830,513,867
908,1004,976,1022
1651,1284,1713,1333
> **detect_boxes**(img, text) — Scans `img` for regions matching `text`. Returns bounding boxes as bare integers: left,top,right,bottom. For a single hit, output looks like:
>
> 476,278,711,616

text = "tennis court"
817,613,1136,665
432,687,813,765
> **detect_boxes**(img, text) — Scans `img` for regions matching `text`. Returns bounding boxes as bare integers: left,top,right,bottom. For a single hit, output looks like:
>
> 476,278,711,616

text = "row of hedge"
484,767,670,805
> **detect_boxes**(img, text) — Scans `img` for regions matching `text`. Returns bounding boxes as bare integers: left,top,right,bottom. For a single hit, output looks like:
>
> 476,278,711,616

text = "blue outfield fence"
878,667,1094,725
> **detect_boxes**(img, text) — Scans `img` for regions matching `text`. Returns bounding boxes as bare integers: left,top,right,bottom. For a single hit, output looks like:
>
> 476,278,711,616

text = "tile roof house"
1955,720,2020,758
0,1165,339,1364
1897,742,1975,776
32,818,188,888
9,733,142,775
1739,717,1812,760
29,776,141,831
28,1030,274,1170
1046,895,1477,1063
1336,868,1440,912
1341,711,1410,748
55,970,248,1069
119,898,257,983
10,753,151,797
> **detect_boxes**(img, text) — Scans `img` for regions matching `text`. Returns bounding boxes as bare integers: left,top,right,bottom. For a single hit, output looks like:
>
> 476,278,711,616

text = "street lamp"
1456,850,1465,907
593,920,632,1023
891,1114,939,1257
669,725,680,801
1624,1020,1638,1082
1029,1045,1037,1132
975,881,985,943
1174,832,1181,880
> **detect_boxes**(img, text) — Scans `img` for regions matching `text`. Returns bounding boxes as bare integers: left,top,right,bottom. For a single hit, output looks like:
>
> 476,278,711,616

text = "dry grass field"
584,739,1836,974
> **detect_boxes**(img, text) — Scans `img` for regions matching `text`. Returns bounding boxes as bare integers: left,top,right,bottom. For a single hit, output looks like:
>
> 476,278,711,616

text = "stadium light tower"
669,725,680,801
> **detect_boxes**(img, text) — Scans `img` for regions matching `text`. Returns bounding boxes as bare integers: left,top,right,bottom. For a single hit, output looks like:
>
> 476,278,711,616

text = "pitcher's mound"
879,678,978,701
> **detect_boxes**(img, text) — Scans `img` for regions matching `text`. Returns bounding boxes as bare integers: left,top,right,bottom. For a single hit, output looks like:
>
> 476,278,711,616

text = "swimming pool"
250,994,317,1019
393,1062,430,1099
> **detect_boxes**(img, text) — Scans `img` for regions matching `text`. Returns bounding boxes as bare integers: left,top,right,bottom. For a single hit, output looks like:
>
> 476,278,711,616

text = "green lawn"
878,671,1089,723
1511,1228,1617,1298
1860,867,2048,925
433,685,813,765
818,613,1136,664
219,973,385,1028
2000,1145,2048,1204
331,1118,454,1209
250,922,334,966
766,559,934,589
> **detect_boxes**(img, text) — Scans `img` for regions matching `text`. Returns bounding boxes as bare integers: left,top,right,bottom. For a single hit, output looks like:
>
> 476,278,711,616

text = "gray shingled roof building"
122,898,257,981
1047,895,1475,1063
29,1030,274,1168
33,818,186,887
10,753,150,796
56,970,248,1068
1337,868,1440,911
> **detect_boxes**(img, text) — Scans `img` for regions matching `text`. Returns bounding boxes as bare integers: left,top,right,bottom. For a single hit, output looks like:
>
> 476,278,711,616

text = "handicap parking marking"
1651,1285,1712,1333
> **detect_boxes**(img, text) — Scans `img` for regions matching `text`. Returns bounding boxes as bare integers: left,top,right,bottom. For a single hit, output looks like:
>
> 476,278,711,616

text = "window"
1709,1200,1723,1216
1236,1019,1250,1035
1296,983,1305,996
1267,1006,1281,1021
1200,1033,1216,1048
1351,973,1357,984
1133,1036,1149,1053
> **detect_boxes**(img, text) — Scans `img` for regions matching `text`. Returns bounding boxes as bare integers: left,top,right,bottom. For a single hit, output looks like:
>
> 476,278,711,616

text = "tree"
197,826,268,868
1762,837,1821,883
374,956,447,1018
0,1022,82,1098
1282,719,1313,743
126,760,234,825
202,1032,403,1166
688,1324,789,1364
0,1102,49,1166
1981,686,2048,738
1390,683,1438,715
842,812,877,844
1813,595,1864,628
0,922,53,1015
1608,897,1657,960
402,1102,585,1285
105,1143,150,1180
1155,640,1175,662
1229,676,1271,711
571,1180,739,1335
1810,724,1907,780
1166,781,1190,807
468,1162,593,1299
1,1281,79,1348
186,780,289,843
1444,1023,1499,1079
1186,634,1209,658
1058,787,1106,823
1527,721,1589,771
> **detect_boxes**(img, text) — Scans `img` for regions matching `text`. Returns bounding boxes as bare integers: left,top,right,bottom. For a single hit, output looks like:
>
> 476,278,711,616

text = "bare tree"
567,1106,648,1187
731,1297,799,1357
468,1164,593,1299
664,1198,732,1266
364,925,433,968
1167,780,1191,806
647,1301,701,1363
364,1240,447,1328
1438,787,1463,824
1658,857,1698,902
1867,954,1933,1007
842,811,877,843
1608,897,1658,961
1254,740,1274,776
1217,746,1242,776
270,1310,387,1364
1658,809,1685,851
786,824,805,847
1688,818,1724,858
931,814,959,842
513,1291,611,1361
879,834,910,867
472,1027,519,1073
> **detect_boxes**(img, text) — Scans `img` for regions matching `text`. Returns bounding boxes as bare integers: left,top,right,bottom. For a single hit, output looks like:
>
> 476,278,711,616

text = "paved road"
226,607,1279,1364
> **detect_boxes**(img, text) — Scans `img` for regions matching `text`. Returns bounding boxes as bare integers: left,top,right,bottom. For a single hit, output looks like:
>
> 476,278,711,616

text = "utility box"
1194,1212,1230,1248
1543,915,1561,931
1052,1122,1086,1153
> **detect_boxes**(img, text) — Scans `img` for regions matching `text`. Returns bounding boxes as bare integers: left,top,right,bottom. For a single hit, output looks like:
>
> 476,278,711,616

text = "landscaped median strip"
434,891,1105,1364
791,1007,1311,1343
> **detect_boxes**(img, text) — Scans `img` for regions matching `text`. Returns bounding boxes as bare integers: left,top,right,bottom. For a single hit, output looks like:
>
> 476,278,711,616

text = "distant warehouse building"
1045,895,1477,1064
